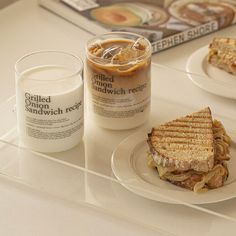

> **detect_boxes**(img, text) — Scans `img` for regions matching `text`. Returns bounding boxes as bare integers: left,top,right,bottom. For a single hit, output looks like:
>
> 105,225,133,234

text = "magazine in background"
39,0,236,53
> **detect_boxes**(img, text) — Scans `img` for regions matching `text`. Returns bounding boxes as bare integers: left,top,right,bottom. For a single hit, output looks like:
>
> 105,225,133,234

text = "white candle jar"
86,32,152,130
15,51,84,153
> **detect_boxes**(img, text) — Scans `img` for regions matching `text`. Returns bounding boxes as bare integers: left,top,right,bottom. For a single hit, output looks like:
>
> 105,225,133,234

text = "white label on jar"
86,60,151,129
91,74,150,118
24,92,83,139
16,65,84,152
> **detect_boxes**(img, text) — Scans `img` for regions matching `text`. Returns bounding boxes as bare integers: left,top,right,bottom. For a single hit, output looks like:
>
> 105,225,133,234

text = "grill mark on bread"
152,134,212,139
156,126,211,129
151,130,212,136
151,136,213,143
186,114,211,116
152,140,212,145
172,120,212,124
151,129,212,134
159,124,211,128
157,147,213,151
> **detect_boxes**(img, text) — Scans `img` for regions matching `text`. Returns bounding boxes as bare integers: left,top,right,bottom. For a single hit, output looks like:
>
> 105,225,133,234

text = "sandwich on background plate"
208,37,236,75
147,107,232,193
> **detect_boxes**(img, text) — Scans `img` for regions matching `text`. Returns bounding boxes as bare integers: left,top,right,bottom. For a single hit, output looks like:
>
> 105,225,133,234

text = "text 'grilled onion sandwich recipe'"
147,107,232,193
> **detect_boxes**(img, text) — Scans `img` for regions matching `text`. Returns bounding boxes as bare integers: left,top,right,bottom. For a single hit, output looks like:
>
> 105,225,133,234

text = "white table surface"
0,0,236,235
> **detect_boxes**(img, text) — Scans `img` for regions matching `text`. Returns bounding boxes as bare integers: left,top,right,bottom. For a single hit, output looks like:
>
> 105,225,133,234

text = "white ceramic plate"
186,46,236,99
111,129,236,205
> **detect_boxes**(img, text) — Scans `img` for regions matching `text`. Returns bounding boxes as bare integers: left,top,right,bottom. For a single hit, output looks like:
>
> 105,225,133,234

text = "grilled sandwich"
147,107,232,193
208,37,236,75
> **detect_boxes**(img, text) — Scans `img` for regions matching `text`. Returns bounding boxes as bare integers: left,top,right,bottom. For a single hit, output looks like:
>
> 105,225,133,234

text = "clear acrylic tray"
0,65,236,236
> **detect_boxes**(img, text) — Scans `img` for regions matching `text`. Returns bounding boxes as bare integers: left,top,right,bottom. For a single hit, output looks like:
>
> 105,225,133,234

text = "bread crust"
148,107,214,172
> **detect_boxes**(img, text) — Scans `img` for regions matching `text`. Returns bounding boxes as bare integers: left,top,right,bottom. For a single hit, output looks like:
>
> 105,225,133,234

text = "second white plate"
186,46,236,99
111,128,236,205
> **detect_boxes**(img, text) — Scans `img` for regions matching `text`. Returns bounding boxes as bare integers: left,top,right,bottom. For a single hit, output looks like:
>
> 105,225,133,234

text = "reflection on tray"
0,92,236,235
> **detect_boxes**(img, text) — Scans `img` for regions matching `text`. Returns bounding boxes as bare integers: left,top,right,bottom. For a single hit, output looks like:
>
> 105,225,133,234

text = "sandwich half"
147,107,232,193
208,37,236,75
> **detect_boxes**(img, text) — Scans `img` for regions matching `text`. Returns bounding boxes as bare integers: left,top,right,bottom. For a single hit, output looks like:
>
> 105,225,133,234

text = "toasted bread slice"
148,107,214,172
208,37,236,75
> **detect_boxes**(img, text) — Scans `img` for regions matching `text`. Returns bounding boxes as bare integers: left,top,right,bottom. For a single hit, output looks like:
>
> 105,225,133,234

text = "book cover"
39,0,236,53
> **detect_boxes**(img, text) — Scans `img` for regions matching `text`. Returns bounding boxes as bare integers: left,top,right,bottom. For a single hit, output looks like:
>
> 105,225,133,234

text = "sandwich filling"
147,108,231,193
